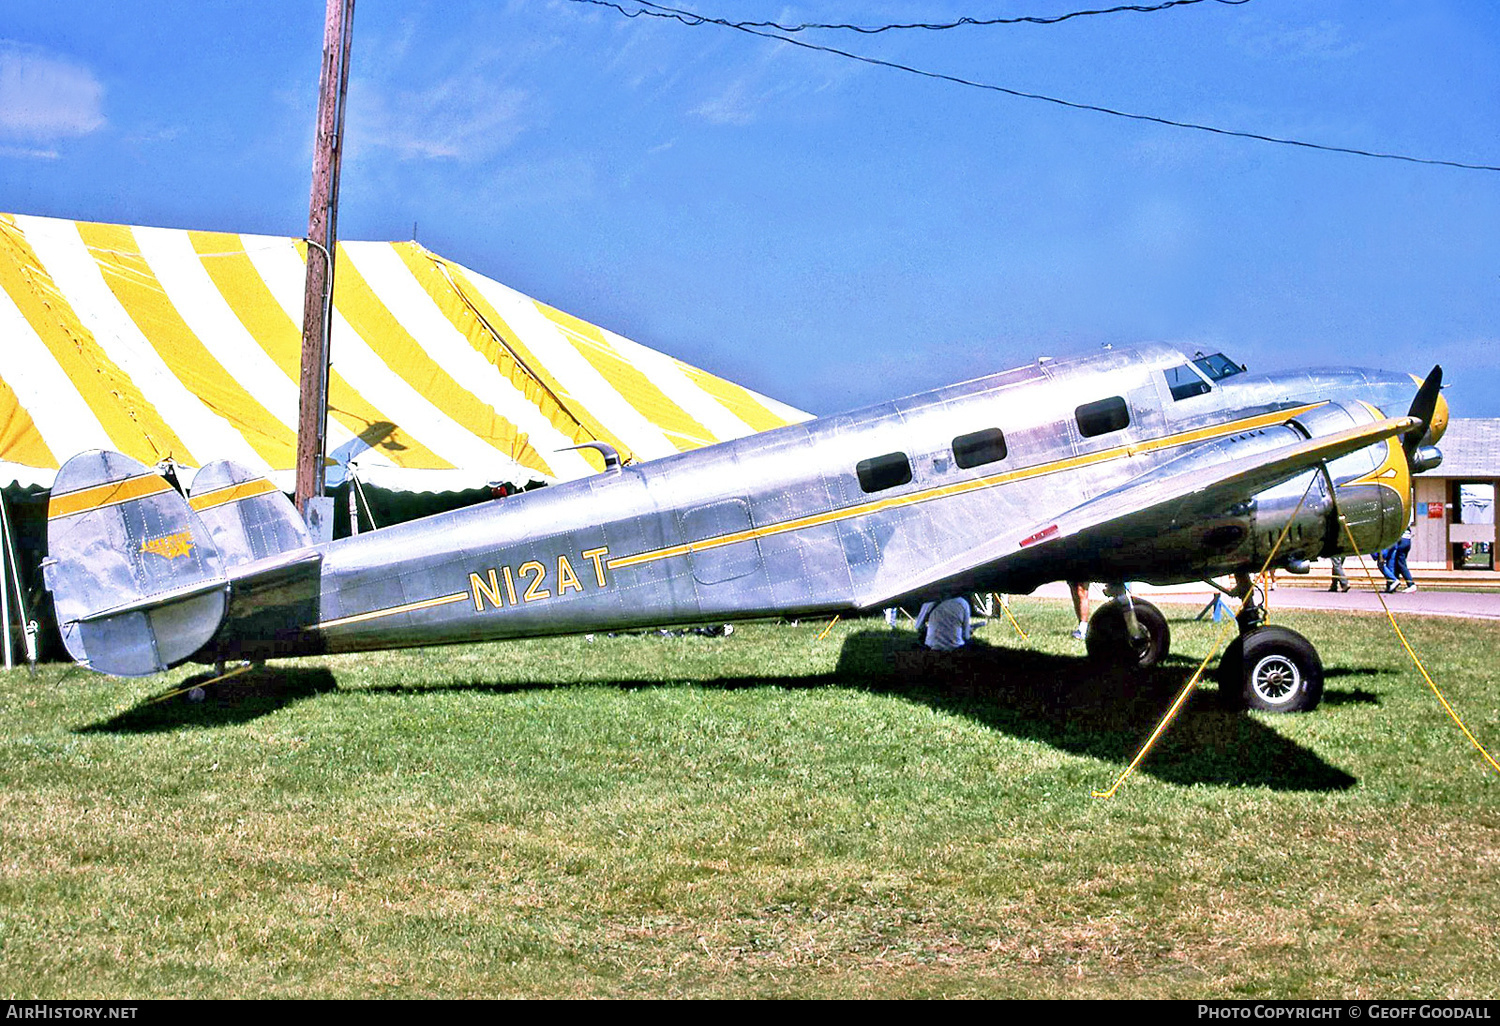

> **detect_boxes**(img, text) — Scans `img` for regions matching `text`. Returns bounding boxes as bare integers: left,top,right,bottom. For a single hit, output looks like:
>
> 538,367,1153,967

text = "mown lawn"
1,600,1497,998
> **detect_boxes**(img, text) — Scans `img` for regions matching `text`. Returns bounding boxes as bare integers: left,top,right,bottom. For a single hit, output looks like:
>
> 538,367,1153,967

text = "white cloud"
682,20,864,128
1242,20,1363,61
347,72,528,161
0,41,105,142
688,54,838,126
690,79,767,127
0,144,58,160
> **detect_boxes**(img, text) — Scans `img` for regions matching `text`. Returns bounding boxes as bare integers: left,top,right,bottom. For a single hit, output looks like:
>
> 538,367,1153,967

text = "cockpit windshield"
1192,352,1244,382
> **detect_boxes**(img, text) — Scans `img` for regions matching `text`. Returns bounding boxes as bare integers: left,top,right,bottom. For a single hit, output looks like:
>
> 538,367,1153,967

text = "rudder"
188,460,311,566
44,451,227,677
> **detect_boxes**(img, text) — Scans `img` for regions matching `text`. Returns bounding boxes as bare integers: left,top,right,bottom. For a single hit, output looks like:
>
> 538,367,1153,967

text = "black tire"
1085,598,1170,668
1215,635,1245,708
1232,625,1324,713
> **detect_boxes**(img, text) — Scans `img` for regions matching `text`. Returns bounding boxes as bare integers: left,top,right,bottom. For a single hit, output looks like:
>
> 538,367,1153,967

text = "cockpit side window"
1164,364,1212,401
1192,352,1244,382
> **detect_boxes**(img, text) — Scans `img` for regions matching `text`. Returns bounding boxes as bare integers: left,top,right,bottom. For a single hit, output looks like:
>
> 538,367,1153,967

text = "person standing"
1389,524,1416,592
1328,555,1350,592
1068,580,1090,640
1374,548,1397,591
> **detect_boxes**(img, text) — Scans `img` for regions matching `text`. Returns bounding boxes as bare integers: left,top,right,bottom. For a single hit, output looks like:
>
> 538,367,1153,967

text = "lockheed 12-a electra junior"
42,343,1447,713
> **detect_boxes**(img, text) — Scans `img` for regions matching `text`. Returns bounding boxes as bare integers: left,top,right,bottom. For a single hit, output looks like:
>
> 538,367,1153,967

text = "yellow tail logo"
140,531,195,560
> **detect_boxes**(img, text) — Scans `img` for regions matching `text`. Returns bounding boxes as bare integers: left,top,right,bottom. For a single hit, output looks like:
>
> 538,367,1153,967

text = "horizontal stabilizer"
44,451,228,676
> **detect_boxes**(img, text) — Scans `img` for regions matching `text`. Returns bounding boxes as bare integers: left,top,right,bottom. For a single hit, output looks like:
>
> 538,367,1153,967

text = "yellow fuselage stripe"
607,401,1327,571
1344,403,1412,525
188,477,281,512
319,591,470,630
48,472,174,519
317,401,1331,630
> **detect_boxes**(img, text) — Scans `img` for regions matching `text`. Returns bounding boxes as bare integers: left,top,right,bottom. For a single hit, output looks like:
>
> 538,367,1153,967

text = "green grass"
1,600,1498,998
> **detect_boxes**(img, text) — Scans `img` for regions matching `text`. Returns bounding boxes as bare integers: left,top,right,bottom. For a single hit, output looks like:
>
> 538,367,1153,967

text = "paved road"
1026,581,1500,621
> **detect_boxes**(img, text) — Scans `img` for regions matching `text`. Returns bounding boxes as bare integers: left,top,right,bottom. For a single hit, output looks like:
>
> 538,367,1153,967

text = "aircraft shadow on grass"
76,666,339,735
350,624,1363,792
828,629,1361,791
74,623,1366,790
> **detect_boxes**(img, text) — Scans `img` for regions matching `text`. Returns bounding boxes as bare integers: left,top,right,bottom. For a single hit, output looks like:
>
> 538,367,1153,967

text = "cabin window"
1164,364,1212,401
1076,396,1130,438
856,452,913,493
952,428,1008,469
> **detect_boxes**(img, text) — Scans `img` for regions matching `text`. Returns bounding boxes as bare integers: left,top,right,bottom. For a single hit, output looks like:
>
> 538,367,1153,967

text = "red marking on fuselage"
1020,524,1059,548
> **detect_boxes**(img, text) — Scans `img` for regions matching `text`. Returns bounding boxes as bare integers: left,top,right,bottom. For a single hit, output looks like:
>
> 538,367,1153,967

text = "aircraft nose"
1427,388,1450,445
1406,370,1450,447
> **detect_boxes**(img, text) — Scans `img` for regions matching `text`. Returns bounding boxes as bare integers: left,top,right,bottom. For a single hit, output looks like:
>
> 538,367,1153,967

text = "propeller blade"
1403,365,1443,463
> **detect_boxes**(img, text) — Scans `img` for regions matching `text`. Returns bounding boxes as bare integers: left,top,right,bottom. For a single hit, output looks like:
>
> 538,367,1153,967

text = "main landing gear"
1214,573,1324,713
1086,584,1170,669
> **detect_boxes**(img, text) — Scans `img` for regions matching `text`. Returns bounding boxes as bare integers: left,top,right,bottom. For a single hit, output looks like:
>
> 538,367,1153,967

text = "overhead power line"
568,0,1500,173
629,0,1251,35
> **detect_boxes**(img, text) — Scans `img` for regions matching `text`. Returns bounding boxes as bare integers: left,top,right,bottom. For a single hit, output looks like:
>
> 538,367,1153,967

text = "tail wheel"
1086,598,1170,669
1221,625,1324,713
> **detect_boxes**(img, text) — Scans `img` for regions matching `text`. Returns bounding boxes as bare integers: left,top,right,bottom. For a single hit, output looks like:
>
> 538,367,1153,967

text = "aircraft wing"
859,414,1418,609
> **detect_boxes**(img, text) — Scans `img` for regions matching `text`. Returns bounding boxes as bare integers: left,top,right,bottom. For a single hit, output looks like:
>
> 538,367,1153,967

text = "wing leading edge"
860,414,1419,610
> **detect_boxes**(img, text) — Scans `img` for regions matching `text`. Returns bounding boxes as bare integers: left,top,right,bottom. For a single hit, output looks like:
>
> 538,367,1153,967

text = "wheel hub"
1249,653,1302,706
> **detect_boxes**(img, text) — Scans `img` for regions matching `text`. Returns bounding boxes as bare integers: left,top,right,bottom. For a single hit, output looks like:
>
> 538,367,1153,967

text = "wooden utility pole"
295,0,356,518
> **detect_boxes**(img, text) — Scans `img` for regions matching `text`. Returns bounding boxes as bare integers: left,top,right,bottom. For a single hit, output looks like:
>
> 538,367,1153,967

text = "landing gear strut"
1086,585,1170,668
1215,572,1324,712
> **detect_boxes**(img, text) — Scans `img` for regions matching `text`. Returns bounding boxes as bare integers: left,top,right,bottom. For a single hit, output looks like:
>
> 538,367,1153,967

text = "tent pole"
1,532,9,672
0,492,34,671
0,492,12,671
347,468,360,536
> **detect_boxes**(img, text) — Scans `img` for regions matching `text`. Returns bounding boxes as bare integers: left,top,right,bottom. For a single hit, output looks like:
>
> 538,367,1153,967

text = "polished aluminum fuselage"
204,343,1421,661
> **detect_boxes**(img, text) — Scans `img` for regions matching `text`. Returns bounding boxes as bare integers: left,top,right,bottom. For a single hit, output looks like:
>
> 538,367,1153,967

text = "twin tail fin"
44,452,313,677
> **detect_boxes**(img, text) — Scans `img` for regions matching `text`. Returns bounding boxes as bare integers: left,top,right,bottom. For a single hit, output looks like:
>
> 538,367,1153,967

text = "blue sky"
4,1,1498,417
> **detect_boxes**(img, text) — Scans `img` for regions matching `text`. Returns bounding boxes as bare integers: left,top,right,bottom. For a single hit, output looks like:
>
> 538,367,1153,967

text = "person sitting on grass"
914,596,974,651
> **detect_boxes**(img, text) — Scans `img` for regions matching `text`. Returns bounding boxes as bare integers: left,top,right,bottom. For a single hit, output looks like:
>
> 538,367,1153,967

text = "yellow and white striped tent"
0,212,809,491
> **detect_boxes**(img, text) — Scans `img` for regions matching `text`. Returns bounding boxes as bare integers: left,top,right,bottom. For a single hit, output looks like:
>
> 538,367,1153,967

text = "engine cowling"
1267,400,1411,562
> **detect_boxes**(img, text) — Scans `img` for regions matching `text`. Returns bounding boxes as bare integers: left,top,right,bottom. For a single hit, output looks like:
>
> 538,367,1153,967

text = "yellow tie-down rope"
1339,517,1500,777
1093,477,1500,797
999,594,1030,641
1092,475,1318,799
142,663,253,706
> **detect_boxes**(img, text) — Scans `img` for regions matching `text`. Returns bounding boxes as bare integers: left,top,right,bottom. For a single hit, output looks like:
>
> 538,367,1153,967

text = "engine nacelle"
1060,397,1428,586
1249,400,1412,565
